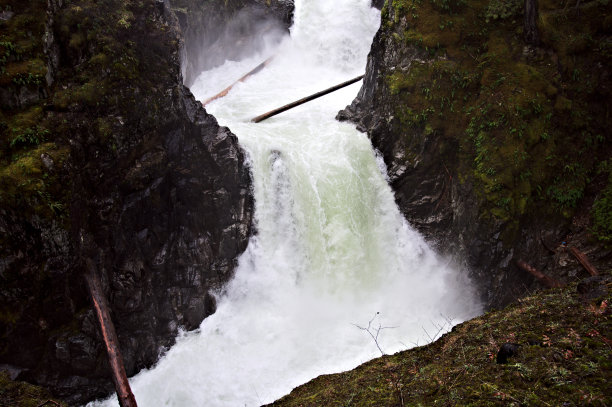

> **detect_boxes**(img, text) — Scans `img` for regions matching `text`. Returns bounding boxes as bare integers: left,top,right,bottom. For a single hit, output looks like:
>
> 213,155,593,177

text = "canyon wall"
0,0,292,403
339,0,611,307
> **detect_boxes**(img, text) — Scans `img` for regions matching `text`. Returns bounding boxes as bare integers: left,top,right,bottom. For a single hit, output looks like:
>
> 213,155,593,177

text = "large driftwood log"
84,260,137,407
251,75,365,123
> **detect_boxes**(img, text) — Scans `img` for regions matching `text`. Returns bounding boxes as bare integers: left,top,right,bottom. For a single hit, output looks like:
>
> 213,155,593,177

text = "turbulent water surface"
90,0,480,405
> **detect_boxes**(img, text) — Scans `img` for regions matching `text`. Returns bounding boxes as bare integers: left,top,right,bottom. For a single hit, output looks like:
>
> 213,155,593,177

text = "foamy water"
88,0,480,405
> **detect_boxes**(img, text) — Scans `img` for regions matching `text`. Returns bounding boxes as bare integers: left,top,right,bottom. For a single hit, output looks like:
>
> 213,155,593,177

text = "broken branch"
567,246,599,276
202,56,274,106
517,260,564,288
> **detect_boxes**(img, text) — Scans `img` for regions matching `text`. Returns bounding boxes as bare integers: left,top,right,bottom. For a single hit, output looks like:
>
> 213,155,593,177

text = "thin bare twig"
422,315,455,344
353,312,397,355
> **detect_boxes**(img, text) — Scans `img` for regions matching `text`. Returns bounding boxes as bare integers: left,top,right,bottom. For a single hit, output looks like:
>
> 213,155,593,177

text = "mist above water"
181,3,288,86
89,0,481,406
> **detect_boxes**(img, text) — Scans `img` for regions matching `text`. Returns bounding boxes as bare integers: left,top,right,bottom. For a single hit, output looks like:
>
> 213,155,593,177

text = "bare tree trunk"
524,0,540,45
84,260,138,407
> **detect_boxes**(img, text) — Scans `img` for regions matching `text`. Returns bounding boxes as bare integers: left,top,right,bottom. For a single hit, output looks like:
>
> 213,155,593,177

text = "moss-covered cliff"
341,0,612,307
0,0,294,403
270,275,612,406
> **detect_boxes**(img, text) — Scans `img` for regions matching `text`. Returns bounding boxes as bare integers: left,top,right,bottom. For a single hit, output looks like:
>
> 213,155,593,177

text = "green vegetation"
0,0,68,219
271,278,612,406
0,0,186,396
592,165,612,244
0,372,67,407
382,0,611,241
485,0,522,21
1,0,181,220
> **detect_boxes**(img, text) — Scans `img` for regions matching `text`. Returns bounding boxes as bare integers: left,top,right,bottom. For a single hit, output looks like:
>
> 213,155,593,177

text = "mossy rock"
382,0,611,226
0,372,67,407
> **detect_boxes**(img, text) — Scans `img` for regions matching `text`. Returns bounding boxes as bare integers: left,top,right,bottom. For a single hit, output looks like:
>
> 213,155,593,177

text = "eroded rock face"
0,0,263,404
338,3,610,309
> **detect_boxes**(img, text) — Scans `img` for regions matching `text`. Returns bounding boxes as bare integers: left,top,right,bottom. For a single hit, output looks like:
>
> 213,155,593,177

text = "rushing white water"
90,0,480,406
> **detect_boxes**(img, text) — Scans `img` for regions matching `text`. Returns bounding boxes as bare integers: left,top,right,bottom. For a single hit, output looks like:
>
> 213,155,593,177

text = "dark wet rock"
496,343,520,364
0,83,45,109
43,0,63,86
40,153,54,170
577,275,612,303
0,365,25,381
524,0,540,46
0,0,256,404
371,0,386,10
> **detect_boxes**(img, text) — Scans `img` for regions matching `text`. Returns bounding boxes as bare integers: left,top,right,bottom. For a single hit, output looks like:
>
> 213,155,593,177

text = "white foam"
88,0,480,405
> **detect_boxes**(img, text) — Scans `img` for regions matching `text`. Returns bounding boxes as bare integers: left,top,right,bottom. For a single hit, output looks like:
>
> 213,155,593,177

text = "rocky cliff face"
339,0,611,308
0,0,296,403
175,0,294,86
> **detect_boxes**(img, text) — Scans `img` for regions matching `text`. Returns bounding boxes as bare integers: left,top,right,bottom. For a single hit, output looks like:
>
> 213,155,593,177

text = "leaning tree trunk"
524,0,540,45
84,260,138,407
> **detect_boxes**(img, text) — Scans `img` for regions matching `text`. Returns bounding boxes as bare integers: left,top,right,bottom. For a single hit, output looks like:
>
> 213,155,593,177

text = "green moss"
485,0,522,22
381,0,611,226
1,0,187,219
0,142,68,217
592,169,612,244
0,0,46,81
68,32,85,49
0,372,67,407
0,0,71,221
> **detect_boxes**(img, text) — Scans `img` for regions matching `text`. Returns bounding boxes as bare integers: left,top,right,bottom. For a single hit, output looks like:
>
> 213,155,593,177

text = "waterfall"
89,0,480,405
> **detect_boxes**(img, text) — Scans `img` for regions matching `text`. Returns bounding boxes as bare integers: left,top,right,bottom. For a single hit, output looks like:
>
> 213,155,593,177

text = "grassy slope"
271,277,611,406
383,0,611,243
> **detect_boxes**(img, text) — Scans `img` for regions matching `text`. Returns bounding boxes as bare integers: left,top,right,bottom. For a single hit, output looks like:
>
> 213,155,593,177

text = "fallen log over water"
84,260,137,407
202,57,274,106
251,75,365,123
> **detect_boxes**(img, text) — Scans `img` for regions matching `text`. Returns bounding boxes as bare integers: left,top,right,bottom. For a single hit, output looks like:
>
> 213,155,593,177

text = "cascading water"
89,0,480,405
